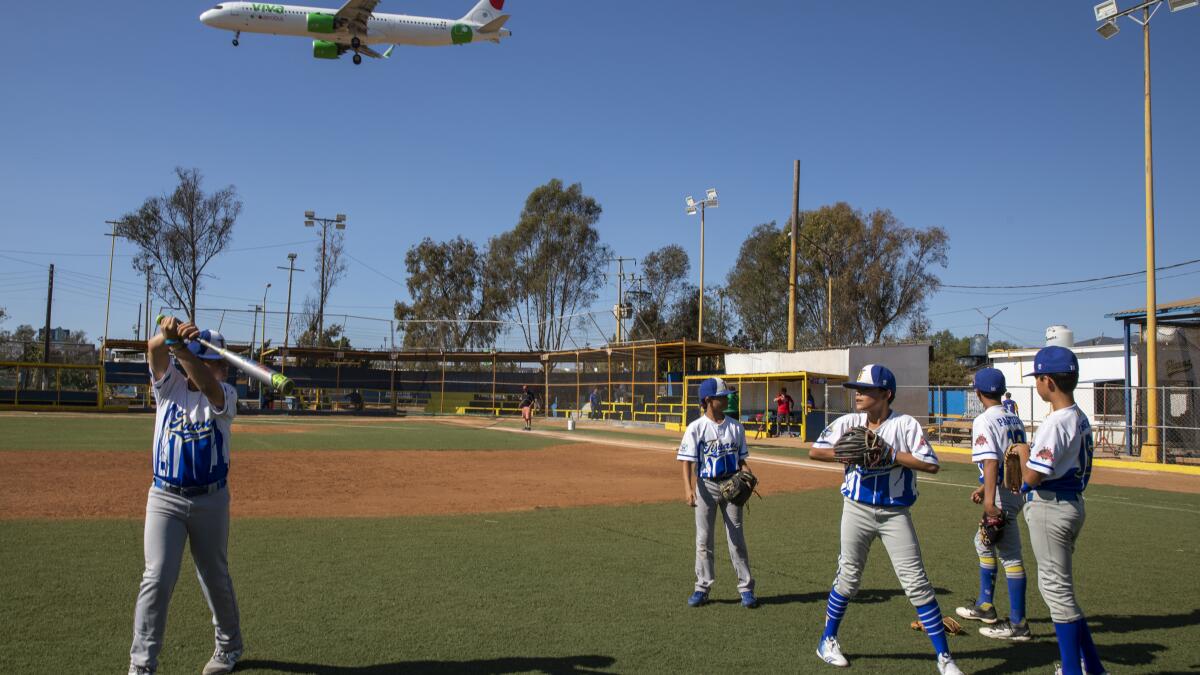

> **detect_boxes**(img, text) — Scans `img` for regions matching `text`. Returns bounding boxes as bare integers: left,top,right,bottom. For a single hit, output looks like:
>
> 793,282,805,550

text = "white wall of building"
987,343,1135,427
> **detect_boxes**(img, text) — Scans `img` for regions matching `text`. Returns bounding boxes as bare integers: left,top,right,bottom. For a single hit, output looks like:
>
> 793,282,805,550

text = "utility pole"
249,305,261,360
43,264,54,365
613,257,635,342
277,252,305,372
975,306,1008,353
135,303,142,339
304,211,346,342
788,160,800,351
261,283,270,362
102,220,122,363
685,188,719,343
143,264,152,341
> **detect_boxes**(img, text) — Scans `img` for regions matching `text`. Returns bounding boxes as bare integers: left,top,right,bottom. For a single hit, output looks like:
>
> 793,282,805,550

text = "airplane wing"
478,15,509,33
334,0,381,35
357,43,392,59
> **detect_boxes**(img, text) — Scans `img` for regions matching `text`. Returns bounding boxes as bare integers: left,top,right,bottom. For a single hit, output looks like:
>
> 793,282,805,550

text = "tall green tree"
628,244,690,341
923,329,1018,386
487,179,610,351
117,167,241,321
394,236,508,350
725,222,790,350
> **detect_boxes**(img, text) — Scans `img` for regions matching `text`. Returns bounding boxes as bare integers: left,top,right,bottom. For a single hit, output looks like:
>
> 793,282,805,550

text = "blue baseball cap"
1024,345,1078,377
698,377,735,402
187,329,226,361
973,367,1006,395
843,364,896,393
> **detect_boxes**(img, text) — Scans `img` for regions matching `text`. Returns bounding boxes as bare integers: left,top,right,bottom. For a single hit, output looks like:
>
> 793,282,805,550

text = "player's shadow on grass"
1026,608,1200,634
861,640,1166,675
235,654,616,674
712,587,950,607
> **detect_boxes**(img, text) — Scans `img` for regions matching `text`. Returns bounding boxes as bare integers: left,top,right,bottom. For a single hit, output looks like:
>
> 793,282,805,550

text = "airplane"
199,0,511,64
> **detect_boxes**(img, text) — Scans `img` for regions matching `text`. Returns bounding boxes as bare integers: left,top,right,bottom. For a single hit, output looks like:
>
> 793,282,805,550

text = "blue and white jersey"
971,405,1027,486
676,415,748,480
1002,399,1018,415
1026,404,1093,493
814,411,938,508
149,363,237,487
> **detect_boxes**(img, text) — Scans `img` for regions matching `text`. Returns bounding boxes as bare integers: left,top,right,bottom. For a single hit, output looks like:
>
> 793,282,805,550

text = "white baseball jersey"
971,404,1027,486
150,363,237,487
676,415,748,480
814,411,938,507
1025,404,1093,493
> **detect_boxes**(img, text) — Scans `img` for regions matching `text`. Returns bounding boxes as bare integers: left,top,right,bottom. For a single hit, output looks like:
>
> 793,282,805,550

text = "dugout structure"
680,371,849,440
101,338,736,424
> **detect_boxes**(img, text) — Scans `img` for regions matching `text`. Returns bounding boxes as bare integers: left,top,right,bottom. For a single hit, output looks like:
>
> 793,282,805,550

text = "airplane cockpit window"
212,4,223,9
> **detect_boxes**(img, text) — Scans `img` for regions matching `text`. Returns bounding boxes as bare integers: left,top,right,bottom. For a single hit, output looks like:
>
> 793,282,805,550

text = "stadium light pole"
1093,0,1196,462
974,306,1008,353
277,253,304,373
261,282,271,360
685,188,718,343
102,219,128,364
305,211,346,343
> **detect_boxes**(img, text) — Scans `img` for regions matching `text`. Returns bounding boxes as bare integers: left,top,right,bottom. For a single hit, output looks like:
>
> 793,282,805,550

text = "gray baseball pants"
833,497,936,607
1023,493,1086,622
694,478,754,593
130,485,242,669
973,489,1026,575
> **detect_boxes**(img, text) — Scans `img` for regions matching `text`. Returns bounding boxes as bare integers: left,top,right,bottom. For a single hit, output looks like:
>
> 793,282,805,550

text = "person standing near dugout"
677,377,757,609
774,387,794,436
128,316,243,675
519,384,538,431
955,368,1031,641
1011,346,1105,675
809,364,963,675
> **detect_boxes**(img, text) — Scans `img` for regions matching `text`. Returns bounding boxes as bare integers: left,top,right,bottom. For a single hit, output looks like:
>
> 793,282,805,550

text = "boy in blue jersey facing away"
677,377,757,609
128,316,243,675
810,365,963,675
1011,347,1105,675
956,368,1031,641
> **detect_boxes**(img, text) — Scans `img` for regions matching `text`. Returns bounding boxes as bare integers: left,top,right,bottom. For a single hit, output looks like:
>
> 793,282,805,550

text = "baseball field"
2,413,1198,674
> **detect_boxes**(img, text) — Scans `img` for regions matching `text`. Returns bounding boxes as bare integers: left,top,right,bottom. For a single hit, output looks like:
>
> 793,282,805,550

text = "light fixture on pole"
685,187,718,343
304,210,348,342
1091,0,1195,463
277,252,305,374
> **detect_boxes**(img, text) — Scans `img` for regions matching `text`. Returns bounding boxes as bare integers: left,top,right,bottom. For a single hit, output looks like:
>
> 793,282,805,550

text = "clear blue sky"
2,0,1197,350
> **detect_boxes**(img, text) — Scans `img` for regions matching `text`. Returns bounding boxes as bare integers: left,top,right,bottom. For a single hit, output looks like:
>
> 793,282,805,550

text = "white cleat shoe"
937,653,964,675
816,636,849,667
128,665,155,675
1054,659,1108,675
980,619,1032,642
202,647,243,675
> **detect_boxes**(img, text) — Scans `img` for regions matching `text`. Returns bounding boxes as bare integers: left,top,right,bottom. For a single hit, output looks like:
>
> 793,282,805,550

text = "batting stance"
128,317,243,675
809,365,963,675
677,377,757,609
1011,347,1105,675
955,368,1031,641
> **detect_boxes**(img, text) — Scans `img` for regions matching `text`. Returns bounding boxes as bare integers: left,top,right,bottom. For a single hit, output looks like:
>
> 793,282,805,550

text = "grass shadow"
854,640,1167,675
707,587,950,607
236,654,616,674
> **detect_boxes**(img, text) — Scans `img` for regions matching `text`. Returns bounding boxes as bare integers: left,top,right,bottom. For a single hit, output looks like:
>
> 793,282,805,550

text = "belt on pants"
1024,489,1080,503
154,477,227,497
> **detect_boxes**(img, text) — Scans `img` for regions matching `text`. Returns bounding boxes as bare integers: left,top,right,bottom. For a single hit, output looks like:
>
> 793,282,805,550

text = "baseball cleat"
128,665,155,675
1053,659,1108,675
980,618,1032,641
740,590,758,608
816,636,849,667
937,653,964,675
202,647,243,675
687,590,709,607
955,599,998,624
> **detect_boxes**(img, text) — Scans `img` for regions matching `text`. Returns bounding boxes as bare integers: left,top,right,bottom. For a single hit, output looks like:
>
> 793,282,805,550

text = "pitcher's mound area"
0,442,838,520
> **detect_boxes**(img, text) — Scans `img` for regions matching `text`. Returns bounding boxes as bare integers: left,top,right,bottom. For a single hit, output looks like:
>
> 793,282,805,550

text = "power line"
940,257,1200,289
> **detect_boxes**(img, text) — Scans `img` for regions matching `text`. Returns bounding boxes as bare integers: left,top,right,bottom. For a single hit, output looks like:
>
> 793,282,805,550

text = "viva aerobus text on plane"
200,0,511,64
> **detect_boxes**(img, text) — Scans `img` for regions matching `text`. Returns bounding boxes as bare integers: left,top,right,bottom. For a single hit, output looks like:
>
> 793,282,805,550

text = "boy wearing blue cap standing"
677,377,757,609
955,368,1031,641
1012,347,1105,675
128,316,244,675
809,364,962,675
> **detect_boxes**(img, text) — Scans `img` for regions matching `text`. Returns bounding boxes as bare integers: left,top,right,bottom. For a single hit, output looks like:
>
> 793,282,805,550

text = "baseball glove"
910,616,966,636
1002,444,1023,493
719,470,760,507
979,512,1007,548
833,427,896,470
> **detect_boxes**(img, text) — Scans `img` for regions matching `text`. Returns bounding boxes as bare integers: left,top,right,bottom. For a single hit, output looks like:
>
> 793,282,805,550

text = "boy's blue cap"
1025,345,1078,377
842,364,896,393
698,377,734,402
187,330,226,361
973,367,1006,395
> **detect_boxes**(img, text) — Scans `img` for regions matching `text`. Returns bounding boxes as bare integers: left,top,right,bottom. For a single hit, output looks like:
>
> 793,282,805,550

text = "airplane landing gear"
351,36,361,49
232,31,240,46
352,53,362,65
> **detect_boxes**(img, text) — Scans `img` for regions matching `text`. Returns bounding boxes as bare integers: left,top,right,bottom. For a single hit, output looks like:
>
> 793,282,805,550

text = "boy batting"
128,316,244,675
809,364,962,675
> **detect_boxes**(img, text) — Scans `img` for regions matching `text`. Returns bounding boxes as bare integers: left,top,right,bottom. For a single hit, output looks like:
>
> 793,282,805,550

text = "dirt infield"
0,443,840,520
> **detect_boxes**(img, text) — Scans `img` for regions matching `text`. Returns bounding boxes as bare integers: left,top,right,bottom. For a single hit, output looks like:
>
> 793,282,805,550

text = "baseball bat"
155,314,295,396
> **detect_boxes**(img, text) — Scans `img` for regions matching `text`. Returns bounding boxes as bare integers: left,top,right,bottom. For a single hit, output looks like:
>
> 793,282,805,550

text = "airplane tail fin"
460,0,504,25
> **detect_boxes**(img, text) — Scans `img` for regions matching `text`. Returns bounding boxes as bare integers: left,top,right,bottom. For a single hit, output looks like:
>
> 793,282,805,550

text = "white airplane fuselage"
199,2,511,47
